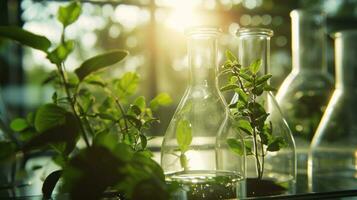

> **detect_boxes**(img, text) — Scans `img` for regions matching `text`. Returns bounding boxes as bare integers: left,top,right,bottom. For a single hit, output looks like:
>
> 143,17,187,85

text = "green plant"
0,2,174,199
220,50,287,180
176,119,192,171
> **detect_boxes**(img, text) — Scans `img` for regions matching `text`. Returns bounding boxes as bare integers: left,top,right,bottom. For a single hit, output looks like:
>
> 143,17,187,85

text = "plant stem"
252,75,263,180
260,139,265,178
57,63,90,147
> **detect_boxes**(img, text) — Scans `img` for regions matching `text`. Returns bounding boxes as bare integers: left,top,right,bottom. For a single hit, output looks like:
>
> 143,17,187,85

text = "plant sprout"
220,50,287,179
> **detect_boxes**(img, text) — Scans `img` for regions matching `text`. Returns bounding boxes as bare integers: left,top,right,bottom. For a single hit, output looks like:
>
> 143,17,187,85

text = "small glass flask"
309,30,357,192
234,28,296,196
161,27,245,200
275,10,333,192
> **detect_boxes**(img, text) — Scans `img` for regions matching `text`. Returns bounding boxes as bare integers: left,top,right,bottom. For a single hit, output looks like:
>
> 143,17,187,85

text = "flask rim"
236,28,273,37
290,9,326,18
331,29,357,39
185,26,222,37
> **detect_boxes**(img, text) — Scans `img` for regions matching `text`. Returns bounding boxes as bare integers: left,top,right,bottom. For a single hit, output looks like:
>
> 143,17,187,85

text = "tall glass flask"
161,27,245,200
309,30,357,192
234,28,296,196
275,10,333,192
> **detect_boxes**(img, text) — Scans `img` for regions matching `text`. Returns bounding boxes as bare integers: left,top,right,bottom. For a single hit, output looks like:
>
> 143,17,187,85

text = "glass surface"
233,28,296,196
275,10,333,193
161,27,245,199
309,30,357,194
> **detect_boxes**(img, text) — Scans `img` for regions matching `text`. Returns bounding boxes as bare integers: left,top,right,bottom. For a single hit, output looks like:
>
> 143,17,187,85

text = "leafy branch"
0,1,173,199
220,50,287,180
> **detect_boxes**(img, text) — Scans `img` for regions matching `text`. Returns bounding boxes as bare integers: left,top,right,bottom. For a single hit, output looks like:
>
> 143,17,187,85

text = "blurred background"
1,0,357,136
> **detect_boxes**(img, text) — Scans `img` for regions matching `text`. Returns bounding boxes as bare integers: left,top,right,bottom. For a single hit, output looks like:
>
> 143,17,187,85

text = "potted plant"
0,1,175,199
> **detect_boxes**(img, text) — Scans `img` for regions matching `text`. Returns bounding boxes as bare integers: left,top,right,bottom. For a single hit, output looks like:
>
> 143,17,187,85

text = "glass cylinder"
234,28,296,196
161,27,245,200
309,30,357,192
275,10,333,192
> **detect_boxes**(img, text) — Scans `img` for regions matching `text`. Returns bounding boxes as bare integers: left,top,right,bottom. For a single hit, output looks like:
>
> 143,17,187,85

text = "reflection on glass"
161,27,245,200
309,30,357,193
275,10,333,192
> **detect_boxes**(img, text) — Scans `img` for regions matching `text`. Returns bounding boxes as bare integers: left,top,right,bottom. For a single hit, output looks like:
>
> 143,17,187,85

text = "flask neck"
334,30,357,89
188,34,218,88
290,10,327,73
237,28,273,75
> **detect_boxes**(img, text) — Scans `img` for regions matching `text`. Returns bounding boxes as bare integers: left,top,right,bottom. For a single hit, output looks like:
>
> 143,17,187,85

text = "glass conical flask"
308,30,357,193
233,28,296,196
161,27,245,200
275,10,333,192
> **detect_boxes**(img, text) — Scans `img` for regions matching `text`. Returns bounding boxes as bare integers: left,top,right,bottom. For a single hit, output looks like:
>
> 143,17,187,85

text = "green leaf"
57,2,82,27
83,75,106,87
75,50,128,81
249,59,262,74
42,170,62,199
134,96,146,112
256,74,272,85
24,113,80,152
244,141,253,155
223,60,233,69
26,112,35,125
225,50,237,62
234,88,248,104
130,105,142,116
47,40,74,65
34,104,67,133
267,137,286,152
94,132,118,150
117,72,139,96
140,134,147,149
0,26,51,52
10,118,28,132
229,76,238,84
176,119,192,152
263,84,276,92
252,85,264,96
248,102,266,118
238,71,253,82
220,84,239,92
235,119,253,135
227,138,244,156
179,153,188,170
126,115,142,129
150,93,172,111
97,113,116,121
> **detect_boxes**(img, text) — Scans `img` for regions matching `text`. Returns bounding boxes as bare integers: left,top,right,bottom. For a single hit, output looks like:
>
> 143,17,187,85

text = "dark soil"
246,178,287,197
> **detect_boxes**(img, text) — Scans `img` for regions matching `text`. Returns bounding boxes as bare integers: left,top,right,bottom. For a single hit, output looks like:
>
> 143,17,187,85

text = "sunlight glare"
165,0,203,33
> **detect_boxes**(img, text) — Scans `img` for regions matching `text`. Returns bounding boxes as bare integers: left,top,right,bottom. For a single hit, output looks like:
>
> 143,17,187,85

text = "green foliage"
58,2,82,27
1,1,173,199
150,93,173,111
227,138,244,155
0,26,51,52
75,50,128,81
47,40,74,65
34,103,67,133
176,119,192,171
10,118,28,132
176,119,192,153
221,50,287,180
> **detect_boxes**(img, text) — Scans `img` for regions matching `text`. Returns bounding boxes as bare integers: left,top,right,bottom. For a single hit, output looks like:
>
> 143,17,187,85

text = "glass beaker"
275,10,333,192
309,30,357,193
234,28,296,196
161,27,245,200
